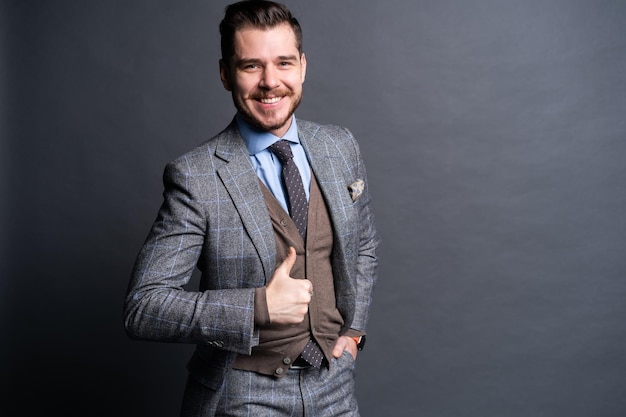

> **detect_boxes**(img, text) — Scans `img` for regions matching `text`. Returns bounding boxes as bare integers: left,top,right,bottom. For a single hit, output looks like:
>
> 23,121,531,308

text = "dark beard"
234,92,302,133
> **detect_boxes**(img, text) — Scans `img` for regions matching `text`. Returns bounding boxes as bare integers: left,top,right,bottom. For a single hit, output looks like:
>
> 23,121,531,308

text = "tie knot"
268,140,294,164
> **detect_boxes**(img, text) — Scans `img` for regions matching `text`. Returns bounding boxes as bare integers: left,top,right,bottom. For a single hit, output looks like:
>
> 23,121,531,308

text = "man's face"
220,23,307,138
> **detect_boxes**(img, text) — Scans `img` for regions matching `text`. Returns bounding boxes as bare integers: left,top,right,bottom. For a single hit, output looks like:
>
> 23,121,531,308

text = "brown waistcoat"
232,173,344,377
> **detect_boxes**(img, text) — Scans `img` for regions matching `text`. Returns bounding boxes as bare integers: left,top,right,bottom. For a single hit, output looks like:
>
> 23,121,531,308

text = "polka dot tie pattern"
300,339,324,368
268,140,308,240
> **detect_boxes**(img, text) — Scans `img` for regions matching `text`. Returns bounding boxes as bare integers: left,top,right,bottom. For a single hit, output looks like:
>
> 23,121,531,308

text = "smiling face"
220,23,307,137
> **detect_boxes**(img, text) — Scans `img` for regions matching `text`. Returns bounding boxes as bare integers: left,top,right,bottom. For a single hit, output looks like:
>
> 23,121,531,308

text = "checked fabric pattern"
269,140,324,368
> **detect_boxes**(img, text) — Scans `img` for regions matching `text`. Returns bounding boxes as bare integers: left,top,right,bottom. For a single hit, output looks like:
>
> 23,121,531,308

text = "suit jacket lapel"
214,122,276,284
298,121,352,242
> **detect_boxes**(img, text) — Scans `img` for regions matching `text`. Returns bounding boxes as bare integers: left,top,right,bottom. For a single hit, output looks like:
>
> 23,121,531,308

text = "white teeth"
260,97,281,104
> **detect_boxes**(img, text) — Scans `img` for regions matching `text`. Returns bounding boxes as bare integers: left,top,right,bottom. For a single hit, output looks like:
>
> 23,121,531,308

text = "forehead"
233,23,299,59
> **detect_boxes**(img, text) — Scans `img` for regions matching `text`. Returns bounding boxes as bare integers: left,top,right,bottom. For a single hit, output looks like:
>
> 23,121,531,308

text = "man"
124,1,379,415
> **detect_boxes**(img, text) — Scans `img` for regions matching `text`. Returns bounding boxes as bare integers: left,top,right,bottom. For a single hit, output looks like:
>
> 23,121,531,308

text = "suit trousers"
181,351,360,417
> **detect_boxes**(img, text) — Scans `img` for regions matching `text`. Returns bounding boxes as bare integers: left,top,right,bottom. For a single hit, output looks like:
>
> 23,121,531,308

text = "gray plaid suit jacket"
124,118,379,392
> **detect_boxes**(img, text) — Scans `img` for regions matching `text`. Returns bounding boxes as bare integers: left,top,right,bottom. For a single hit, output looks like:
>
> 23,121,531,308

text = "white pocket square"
348,179,365,202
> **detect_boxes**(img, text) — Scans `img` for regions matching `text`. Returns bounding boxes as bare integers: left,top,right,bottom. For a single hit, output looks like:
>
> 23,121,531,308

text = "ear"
219,59,232,91
300,53,307,82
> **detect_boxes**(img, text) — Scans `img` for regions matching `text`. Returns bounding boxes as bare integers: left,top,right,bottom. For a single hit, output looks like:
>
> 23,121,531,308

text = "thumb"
268,247,296,286
267,247,298,288
277,247,297,276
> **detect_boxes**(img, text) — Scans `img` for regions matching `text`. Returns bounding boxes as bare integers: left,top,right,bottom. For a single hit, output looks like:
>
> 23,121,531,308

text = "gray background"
3,0,626,416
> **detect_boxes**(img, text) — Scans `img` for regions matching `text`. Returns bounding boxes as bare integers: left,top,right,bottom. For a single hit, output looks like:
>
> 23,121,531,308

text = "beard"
233,89,303,133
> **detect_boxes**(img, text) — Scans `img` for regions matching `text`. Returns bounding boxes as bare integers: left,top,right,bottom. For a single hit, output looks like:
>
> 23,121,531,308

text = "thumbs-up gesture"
266,247,313,324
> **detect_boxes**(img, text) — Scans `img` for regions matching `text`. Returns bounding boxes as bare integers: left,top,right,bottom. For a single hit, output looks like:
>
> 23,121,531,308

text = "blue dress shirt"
236,113,311,214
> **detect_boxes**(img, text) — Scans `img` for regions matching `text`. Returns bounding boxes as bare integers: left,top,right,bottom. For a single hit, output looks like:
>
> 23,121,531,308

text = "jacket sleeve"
348,130,381,333
123,158,259,354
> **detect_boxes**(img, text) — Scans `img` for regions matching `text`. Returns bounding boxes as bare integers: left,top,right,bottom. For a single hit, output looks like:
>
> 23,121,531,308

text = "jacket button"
283,357,291,365
275,367,284,375
280,218,287,227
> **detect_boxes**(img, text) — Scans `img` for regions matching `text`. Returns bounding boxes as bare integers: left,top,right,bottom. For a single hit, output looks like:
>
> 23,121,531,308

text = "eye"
238,61,262,71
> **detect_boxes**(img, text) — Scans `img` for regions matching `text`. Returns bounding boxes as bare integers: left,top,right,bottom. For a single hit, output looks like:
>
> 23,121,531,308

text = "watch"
351,335,366,351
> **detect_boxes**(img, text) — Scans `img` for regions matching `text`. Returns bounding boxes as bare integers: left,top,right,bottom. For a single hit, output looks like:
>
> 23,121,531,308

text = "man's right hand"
265,247,313,324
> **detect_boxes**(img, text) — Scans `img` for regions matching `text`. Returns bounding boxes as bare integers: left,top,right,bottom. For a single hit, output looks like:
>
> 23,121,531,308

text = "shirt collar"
236,113,300,156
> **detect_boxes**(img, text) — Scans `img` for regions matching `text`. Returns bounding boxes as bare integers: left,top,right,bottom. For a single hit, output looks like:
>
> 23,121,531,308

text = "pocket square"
348,179,365,202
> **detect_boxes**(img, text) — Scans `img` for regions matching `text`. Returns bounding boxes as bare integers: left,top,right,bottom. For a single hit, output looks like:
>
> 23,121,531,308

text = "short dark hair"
220,0,303,62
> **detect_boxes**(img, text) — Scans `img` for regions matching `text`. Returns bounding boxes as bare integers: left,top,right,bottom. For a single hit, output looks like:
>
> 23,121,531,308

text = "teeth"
260,97,281,104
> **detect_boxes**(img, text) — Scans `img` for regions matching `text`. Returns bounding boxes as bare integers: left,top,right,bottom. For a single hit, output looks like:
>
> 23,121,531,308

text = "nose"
259,65,279,89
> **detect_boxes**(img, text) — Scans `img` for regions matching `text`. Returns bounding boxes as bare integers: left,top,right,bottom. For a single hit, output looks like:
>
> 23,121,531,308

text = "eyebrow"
235,55,300,67
276,55,299,62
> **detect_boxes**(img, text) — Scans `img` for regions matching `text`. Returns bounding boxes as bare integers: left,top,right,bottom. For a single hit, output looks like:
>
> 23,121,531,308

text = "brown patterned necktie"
268,140,324,368
268,140,308,239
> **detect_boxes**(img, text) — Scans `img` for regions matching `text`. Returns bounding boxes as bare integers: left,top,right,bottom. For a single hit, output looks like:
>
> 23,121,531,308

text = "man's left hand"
332,335,358,360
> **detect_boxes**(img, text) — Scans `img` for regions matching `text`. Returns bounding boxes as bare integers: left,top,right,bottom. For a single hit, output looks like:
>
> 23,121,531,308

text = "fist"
265,247,313,324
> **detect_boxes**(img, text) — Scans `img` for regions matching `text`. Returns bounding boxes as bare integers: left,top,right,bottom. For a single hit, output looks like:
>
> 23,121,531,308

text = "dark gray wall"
3,1,626,416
